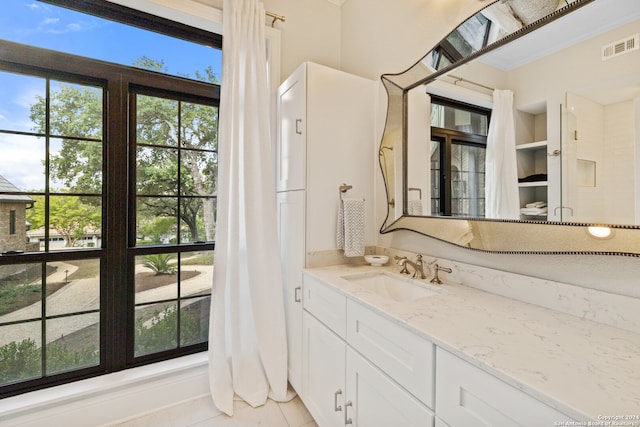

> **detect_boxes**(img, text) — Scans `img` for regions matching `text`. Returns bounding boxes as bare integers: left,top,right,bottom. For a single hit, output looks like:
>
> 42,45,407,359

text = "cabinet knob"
334,389,343,412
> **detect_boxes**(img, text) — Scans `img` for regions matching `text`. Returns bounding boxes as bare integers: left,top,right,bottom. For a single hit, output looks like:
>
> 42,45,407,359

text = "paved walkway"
0,264,213,347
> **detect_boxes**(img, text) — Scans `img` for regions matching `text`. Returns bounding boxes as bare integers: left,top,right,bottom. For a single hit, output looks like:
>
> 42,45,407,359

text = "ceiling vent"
602,33,639,60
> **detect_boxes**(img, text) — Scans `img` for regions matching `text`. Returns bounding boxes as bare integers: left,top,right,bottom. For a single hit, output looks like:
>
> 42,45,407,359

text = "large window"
430,96,490,217
0,0,220,397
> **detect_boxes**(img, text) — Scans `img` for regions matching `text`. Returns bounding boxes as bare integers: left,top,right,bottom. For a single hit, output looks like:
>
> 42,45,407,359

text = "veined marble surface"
304,264,640,422
378,248,640,335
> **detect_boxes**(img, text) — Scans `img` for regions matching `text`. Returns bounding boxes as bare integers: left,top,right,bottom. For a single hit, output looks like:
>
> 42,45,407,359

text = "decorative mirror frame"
378,0,640,256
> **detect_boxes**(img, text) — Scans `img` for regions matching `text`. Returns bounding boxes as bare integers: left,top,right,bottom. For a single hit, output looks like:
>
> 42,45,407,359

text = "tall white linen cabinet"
275,62,376,392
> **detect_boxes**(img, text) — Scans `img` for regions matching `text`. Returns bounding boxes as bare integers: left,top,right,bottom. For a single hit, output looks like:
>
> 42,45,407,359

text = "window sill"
0,352,210,425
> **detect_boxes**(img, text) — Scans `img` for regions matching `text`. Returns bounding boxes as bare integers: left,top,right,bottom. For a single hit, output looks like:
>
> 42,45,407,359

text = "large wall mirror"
379,0,640,255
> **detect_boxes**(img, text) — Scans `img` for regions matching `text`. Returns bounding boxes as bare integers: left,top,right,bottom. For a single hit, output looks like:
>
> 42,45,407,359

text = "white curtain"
209,0,288,416
485,89,520,219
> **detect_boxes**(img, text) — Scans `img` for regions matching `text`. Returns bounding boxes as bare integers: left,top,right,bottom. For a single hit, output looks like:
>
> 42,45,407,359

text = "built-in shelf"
518,181,548,188
516,140,548,151
516,106,549,221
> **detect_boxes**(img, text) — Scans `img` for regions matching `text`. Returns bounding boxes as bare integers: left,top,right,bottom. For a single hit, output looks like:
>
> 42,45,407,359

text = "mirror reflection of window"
431,13,491,70
429,96,490,217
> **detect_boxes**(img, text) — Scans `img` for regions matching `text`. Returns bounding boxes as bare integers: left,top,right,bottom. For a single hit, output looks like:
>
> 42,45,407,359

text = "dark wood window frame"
430,96,491,217
0,1,220,398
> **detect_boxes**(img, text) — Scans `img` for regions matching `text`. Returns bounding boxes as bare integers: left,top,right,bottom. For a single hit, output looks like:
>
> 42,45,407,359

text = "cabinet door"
346,300,434,408
277,191,305,392
346,348,434,427
302,312,346,427
436,348,573,427
277,65,306,192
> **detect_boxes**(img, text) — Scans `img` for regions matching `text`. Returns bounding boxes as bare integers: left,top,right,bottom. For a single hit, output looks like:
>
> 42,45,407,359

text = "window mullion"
104,74,130,373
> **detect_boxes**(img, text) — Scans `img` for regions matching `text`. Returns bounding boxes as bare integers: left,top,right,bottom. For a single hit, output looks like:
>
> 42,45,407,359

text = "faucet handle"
430,263,452,284
394,255,410,274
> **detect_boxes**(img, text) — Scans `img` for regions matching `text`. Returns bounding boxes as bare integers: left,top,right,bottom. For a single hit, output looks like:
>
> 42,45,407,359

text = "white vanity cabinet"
302,274,435,427
435,348,573,427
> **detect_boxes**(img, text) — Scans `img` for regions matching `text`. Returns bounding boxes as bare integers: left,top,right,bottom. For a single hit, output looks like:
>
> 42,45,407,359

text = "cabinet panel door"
347,300,435,408
277,191,305,391
436,348,574,427
302,312,346,427
346,348,434,427
277,65,306,192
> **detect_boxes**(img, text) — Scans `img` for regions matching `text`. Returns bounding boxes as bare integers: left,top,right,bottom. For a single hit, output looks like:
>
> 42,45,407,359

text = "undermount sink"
341,271,439,302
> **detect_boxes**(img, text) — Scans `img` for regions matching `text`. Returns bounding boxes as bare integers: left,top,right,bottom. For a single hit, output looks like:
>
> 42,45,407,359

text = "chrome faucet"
394,254,427,279
430,263,452,285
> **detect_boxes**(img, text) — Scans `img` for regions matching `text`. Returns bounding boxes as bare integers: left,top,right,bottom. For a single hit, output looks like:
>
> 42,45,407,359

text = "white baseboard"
0,353,216,427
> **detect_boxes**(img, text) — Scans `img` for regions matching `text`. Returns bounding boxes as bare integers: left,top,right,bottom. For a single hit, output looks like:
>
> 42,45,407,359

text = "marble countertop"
304,264,640,422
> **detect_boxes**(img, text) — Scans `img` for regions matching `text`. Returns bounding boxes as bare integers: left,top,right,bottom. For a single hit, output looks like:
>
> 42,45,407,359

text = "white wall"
340,0,484,80
194,0,342,81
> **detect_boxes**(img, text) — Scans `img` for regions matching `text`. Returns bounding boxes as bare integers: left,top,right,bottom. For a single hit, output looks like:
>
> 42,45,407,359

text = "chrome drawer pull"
344,400,353,425
334,389,343,412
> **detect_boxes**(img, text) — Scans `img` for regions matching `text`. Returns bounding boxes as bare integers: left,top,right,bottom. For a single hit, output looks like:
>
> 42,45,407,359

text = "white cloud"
25,3,41,10
41,17,60,25
14,86,45,110
41,20,99,35
0,133,45,191
65,23,81,32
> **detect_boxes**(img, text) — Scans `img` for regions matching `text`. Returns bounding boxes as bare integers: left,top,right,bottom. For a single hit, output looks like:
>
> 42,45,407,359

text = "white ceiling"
480,0,640,71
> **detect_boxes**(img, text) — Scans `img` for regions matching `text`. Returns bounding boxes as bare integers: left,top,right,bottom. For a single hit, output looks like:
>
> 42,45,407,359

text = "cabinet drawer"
436,348,574,427
346,300,435,408
303,274,346,338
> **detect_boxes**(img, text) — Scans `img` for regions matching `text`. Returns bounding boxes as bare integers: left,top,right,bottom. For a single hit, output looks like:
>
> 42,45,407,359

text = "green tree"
27,195,101,248
0,339,41,385
0,338,98,386
135,303,208,356
29,57,218,242
28,82,103,195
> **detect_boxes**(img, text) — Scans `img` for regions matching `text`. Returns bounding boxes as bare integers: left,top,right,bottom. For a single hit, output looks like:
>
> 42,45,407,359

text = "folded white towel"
526,201,547,208
337,198,365,257
520,207,548,215
408,199,423,216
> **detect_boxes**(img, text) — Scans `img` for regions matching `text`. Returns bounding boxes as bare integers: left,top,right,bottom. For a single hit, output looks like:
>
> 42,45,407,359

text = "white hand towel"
408,199,423,215
526,201,547,208
337,198,365,257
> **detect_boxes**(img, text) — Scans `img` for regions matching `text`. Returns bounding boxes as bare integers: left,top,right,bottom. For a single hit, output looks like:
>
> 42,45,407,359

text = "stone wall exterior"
0,202,28,253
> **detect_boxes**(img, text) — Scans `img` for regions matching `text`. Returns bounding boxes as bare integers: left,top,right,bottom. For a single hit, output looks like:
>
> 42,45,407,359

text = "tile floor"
111,393,317,427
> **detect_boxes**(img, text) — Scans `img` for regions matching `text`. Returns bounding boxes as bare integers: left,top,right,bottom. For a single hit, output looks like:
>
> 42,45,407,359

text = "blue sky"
0,1,222,191
0,1,222,79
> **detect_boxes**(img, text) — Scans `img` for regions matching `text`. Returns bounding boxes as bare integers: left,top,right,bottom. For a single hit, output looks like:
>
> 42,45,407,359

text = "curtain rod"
266,11,285,27
448,74,494,92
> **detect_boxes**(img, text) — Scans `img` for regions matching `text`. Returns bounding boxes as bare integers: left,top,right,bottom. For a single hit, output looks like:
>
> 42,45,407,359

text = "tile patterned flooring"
111,394,317,427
